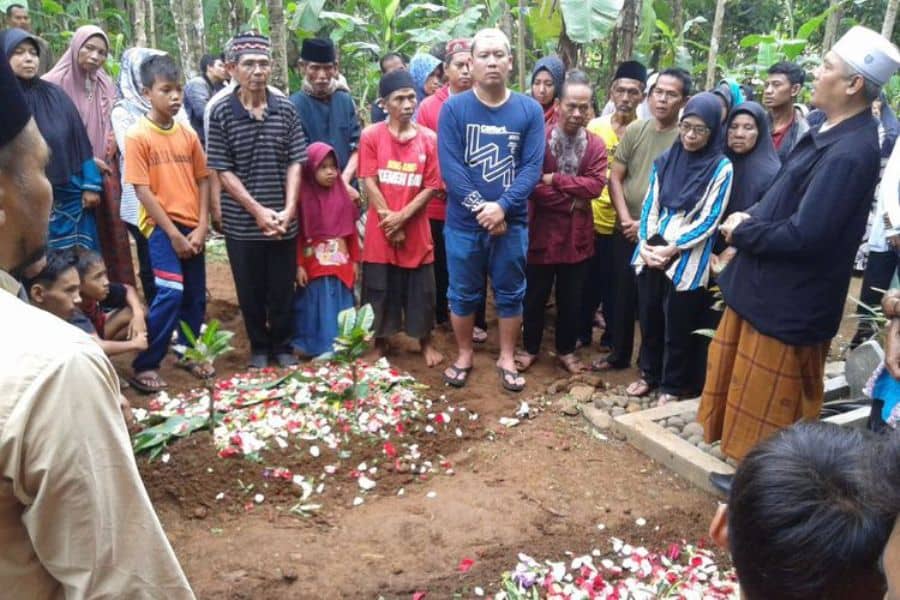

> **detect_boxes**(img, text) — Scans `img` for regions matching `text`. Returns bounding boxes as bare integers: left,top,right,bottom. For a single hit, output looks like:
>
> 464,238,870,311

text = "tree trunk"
230,0,245,36
884,0,899,40
706,0,726,90
148,0,157,48
673,0,684,42
170,0,205,78
822,0,842,51
267,0,289,92
557,22,579,70
619,0,639,60
517,0,527,91
134,0,147,47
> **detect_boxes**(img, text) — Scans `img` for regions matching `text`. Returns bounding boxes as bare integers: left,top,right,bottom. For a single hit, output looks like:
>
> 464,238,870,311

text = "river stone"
667,416,685,429
683,422,704,437
593,395,616,410
688,434,702,446
711,447,726,461
698,442,712,452
581,373,604,388
666,426,680,435
846,340,884,396
588,410,613,430
611,407,626,417
547,378,569,395
626,402,642,413
570,385,595,404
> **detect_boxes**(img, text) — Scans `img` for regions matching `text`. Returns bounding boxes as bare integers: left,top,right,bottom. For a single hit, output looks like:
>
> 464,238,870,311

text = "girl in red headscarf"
292,142,360,357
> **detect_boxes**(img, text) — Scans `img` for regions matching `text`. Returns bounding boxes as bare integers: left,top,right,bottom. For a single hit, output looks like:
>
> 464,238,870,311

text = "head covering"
613,60,647,84
301,38,335,64
655,92,726,212
226,31,271,62
445,38,472,61
531,55,565,102
115,47,164,117
409,53,442,97
832,26,900,86
724,102,781,213
299,142,358,240
712,79,746,119
42,25,116,158
379,69,416,100
2,28,93,186
0,30,32,148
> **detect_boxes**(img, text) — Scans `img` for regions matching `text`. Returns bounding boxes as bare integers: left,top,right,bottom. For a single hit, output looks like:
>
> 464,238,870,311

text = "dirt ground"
121,259,839,599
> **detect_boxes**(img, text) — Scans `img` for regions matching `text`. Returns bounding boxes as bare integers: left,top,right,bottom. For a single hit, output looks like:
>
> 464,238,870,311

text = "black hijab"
0,28,94,186
656,92,725,212
725,102,781,213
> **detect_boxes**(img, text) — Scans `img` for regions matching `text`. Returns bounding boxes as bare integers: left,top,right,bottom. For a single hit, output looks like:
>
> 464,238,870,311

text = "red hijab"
299,142,358,240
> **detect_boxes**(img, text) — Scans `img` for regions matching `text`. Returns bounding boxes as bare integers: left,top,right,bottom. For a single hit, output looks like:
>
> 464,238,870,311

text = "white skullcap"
832,26,900,86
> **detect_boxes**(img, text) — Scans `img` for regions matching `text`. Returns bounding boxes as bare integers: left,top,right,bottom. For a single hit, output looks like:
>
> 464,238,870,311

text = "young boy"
25,249,82,321
71,249,149,357
125,54,210,394
359,69,443,368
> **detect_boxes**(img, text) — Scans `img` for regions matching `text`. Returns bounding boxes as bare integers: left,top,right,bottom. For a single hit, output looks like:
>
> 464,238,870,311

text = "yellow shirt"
0,285,195,599
586,115,623,235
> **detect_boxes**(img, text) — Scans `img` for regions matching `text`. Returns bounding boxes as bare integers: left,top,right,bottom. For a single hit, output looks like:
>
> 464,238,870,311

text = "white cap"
831,26,900,86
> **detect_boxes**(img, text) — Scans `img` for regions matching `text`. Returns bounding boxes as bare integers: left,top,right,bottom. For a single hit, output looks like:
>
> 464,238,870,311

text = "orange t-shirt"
124,117,208,236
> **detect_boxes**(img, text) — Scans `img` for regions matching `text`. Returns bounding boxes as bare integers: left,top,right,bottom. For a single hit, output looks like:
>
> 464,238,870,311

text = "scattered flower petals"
426,491,437,499
458,557,475,573
215,492,225,501
352,496,364,506
499,417,520,428
635,517,647,527
309,445,320,457
358,475,376,491
253,493,264,504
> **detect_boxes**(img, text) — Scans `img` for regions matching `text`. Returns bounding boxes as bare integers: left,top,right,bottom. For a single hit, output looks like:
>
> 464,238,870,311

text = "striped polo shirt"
207,89,307,241
632,157,733,291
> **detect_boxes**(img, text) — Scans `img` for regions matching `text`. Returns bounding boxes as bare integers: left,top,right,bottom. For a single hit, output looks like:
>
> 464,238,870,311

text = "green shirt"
613,118,679,221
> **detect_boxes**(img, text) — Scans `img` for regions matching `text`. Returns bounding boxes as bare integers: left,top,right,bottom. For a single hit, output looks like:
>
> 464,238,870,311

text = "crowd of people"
4,0,900,595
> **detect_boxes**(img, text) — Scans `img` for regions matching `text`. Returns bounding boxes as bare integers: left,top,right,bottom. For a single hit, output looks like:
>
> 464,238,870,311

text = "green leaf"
41,0,64,16
682,15,708,34
338,307,356,338
180,320,199,347
290,0,326,32
319,10,367,26
781,39,807,60
356,304,375,334
559,0,624,44
651,0,671,24
740,33,776,47
397,2,446,18
526,0,562,48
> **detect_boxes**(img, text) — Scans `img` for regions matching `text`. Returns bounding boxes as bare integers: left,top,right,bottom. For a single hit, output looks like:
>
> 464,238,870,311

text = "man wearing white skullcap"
699,26,900,488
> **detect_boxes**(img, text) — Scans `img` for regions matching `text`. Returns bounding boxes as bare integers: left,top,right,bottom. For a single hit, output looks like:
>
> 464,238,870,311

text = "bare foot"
363,339,388,363
513,350,537,371
422,342,444,367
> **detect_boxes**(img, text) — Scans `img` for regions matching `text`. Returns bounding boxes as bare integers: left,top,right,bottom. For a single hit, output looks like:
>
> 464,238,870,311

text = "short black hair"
25,248,77,294
768,61,805,86
429,41,446,63
379,52,406,73
729,422,890,600
657,67,692,97
5,3,26,17
560,69,593,99
199,53,217,76
74,248,104,277
140,53,181,89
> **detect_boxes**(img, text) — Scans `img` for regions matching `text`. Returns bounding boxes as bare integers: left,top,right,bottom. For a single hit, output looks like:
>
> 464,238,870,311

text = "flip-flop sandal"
472,327,488,344
496,366,525,393
176,359,216,380
128,372,168,395
443,364,472,388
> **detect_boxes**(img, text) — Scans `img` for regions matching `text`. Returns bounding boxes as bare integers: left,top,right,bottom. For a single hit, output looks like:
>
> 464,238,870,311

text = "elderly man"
4,3,52,74
581,60,647,354
417,38,472,330
207,32,307,369
438,28,545,392
701,27,900,481
0,45,194,598
290,38,361,203
516,71,607,374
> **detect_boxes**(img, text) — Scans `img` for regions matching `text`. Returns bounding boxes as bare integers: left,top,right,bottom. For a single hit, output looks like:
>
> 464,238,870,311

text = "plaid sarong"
697,307,828,461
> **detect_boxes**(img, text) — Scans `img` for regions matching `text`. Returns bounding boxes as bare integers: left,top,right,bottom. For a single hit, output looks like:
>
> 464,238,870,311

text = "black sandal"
443,364,472,388
496,366,525,393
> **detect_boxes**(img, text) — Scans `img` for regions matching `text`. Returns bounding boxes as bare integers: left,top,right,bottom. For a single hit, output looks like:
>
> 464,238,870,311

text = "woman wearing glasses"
629,92,734,405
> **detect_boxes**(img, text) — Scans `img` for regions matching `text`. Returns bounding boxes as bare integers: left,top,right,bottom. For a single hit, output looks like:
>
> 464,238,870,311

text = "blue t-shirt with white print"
437,89,545,231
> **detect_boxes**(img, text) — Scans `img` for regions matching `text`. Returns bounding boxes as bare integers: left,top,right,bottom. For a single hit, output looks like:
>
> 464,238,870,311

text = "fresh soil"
118,260,745,599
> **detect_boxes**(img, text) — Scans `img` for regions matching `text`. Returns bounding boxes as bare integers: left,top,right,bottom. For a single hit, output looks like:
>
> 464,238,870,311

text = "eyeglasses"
679,122,711,136
651,88,682,100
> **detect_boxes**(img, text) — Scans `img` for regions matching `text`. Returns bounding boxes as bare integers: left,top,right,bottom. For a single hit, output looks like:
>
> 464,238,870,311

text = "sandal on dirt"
658,393,681,406
626,379,654,397
514,350,538,372
472,327,488,344
443,364,473,388
176,359,216,380
496,366,525,393
128,371,168,395
591,358,623,372
558,353,586,374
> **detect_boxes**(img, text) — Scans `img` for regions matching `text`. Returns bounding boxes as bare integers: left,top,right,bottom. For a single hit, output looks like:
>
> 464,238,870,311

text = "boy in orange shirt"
124,54,210,393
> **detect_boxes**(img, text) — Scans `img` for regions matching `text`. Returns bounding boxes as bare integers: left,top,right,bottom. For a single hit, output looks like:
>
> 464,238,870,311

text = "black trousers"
225,236,297,355
637,268,713,396
127,223,155,304
852,249,900,347
578,233,615,347
606,230,638,367
430,219,450,325
523,260,590,356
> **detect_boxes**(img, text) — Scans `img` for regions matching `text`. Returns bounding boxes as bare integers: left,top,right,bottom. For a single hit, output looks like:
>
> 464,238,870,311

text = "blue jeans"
445,224,527,319
133,224,206,372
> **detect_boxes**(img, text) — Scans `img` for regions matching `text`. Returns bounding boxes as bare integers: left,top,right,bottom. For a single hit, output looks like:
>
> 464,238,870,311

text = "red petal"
457,557,475,573
412,592,427,600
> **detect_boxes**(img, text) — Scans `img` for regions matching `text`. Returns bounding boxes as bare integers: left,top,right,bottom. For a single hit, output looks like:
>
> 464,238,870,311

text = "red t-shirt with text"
358,121,442,267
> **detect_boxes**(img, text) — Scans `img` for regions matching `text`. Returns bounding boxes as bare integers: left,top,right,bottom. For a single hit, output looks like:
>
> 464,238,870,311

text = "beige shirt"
0,284,194,599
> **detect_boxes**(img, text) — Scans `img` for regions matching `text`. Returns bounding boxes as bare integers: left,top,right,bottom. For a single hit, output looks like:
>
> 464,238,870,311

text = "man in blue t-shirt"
438,28,545,393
